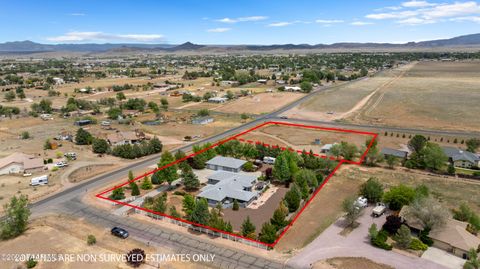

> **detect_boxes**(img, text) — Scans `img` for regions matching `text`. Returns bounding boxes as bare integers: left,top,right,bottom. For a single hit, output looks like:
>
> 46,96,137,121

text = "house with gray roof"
381,148,408,160
442,147,480,168
197,171,259,208
206,156,247,173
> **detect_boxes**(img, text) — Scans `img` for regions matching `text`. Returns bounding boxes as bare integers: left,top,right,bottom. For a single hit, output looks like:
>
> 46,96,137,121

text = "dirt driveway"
287,206,448,269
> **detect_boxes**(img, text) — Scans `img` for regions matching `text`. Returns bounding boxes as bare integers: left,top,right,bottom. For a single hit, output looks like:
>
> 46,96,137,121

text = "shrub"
232,199,239,211
382,215,403,235
243,161,255,172
409,238,428,251
371,230,392,250
126,248,145,268
173,191,186,196
419,228,434,246
26,257,38,268
52,166,59,172
87,234,96,245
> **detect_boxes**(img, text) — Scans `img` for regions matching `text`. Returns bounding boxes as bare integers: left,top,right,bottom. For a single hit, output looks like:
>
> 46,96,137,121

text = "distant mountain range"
1,33,480,53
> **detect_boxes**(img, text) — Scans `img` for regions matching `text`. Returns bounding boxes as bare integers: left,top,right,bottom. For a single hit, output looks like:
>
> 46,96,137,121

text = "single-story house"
208,97,228,103
442,147,480,168
0,153,44,175
320,143,337,154
381,148,409,160
197,171,258,208
285,86,302,92
220,80,239,87
400,206,480,259
192,116,214,125
107,131,143,146
206,156,247,173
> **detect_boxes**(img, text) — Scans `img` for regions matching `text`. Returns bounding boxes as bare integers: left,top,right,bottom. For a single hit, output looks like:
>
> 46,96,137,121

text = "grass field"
349,61,480,131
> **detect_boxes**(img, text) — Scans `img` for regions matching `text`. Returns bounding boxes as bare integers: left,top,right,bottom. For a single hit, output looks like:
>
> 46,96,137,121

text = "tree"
284,184,301,212
466,138,480,153
395,224,412,249
226,90,235,100
232,199,239,211
422,142,448,171
197,109,210,117
169,206,181,218
383,184,416,210
270,207,287,229
272,154,291,183
148,101,160,114
128,170,135,181
75,128,93,145
359,177,384,203
107,107,122,119
4,91,16,101
463,248,480,269
385,155,397,169
405,196,448,231
116,92,126,101
189,198,210,225
140,176,153,190
364,138,382,166
130,182,140,196
241,217,256,238
156,151,178,185
258,222,277,243
0,195,30,239
382,215,403,234
160,98,169,110
295,169,318,190
153,193,167,213
182,165,200,190
408,135,427,153
182,194,196,217
92,138,110,154
342,196,362,228
109,187,125,200
300,81,313,93
447,163,456,175
331,142,358,161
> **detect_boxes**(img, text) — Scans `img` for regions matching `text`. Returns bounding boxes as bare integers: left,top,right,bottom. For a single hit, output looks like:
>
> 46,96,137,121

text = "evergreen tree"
156,151,178,185
182,165,200,190
140,176,153,190
241,217,256,238
130,182,140,196
0,195,30,239
182,194,196,217
284,184,301,212
75,128,93,145
395,225,412,249
189,198,210,225
232,199,239,211
153,193,167,213
258,222,277,244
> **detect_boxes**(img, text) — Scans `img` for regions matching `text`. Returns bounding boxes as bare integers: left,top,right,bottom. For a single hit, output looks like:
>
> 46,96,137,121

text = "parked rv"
30,175,48,186
263,156,276,165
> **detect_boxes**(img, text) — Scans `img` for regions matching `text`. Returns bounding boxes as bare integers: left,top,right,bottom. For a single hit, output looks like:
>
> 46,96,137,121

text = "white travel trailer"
263,156,276,165
30,175,48,186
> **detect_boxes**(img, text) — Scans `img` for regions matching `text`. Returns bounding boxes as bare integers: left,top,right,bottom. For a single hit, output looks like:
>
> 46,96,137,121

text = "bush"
409,238,428,251
419,228,434,246
232,199,239,211
173,191,186,196
383,215,403,235
52,166,59,172
87,234,96,245
126,248,145,268
371,230,392,250
26,257,38,268
243,161,255,172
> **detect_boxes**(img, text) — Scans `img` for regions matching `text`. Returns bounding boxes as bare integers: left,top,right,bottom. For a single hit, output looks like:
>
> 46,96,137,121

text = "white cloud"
207,27,231,33
366,1,480,25
401,1,436,8
268,22,293,27
46,31,164,42
450,16,480,22
216,16,267,23
351,21,374,26
69,13,86,16
315,19,344,24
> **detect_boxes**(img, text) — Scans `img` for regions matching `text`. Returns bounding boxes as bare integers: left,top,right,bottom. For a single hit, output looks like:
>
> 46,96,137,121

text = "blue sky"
1,0,480,44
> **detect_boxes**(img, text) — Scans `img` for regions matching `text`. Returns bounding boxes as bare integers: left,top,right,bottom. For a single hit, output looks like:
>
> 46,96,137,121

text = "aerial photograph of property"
1,1,480,269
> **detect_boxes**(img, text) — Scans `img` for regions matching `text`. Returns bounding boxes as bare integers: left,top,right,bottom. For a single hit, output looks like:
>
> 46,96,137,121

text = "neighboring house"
320,143,336,154
442,147,480,168
0,153,44,175
206,156,247,173
285,86,302,92
220,80,239,87
400,206,480,259
192,116,214,125
107,131,143,146
381,148,408,161
208,97,228,103
197,171,259,208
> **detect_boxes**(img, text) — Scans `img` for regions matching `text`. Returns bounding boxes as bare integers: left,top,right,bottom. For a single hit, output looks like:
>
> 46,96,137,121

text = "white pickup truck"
372,203,387,217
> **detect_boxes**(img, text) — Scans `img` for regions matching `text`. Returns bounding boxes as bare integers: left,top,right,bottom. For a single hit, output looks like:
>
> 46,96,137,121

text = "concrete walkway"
288,206,448,269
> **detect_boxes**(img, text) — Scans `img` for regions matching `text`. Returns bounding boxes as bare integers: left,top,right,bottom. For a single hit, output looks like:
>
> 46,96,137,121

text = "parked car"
354,196,368,208
54,161,69,168
372,202,387,217
64,152,77,160
279,116,288,119
111,227,129,239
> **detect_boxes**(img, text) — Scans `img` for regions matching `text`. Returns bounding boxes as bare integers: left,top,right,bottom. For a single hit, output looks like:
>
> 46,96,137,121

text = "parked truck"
372,202,387,217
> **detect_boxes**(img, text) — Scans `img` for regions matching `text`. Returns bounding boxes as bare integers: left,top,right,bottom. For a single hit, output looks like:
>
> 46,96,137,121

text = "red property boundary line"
96,121,378,248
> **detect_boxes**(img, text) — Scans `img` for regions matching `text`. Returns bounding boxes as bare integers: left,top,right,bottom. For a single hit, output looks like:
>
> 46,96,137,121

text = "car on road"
111,227,129,239
279,115,288,119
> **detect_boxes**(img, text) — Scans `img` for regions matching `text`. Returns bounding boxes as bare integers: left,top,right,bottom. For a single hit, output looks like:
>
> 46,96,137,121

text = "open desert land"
214,92,304,115
347,60,480,132
0,215,212,269
284,63,416,121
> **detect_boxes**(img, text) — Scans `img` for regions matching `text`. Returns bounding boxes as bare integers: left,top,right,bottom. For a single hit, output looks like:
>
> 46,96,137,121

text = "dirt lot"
274,163,364,252
314,257,394,269
0,215,210,269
